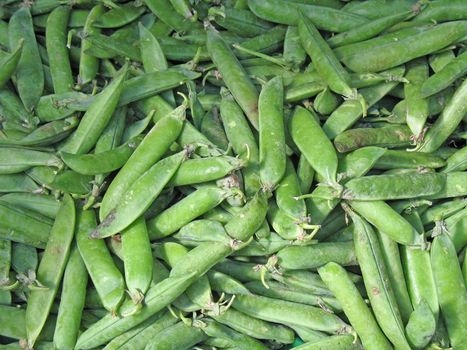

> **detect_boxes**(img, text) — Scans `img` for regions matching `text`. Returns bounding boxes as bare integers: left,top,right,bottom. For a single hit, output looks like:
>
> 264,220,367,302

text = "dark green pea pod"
0,173,42,193
233,232,290,256
233,25,287,59
283,26,306,69
145,0,201,33
268,202,307,240
0,147,62,174
36,91,87,122
0,39,23,89
93,2,146,28
0,87,37,130
0,239,14,291
200,109,230,151
0,193,58,219
26,167,92,195
84,33,141,62
429,50,455,73
0,304,26,339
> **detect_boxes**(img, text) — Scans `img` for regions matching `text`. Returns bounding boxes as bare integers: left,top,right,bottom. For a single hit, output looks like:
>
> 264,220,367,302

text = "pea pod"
294,335,360,350
405,57,429,138
94,3,146,29
405,300,437,349
375,150,446,170
145,0,201,35
283,26,306,68
425,171,467,200
0,147,62,174
442,146,467,173
0,39,23,89
0,305,26,339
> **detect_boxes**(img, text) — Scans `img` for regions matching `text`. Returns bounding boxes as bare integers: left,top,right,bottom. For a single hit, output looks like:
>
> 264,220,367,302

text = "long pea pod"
405,57,429,139
275,158,306,221
94,3,146,29
0,147,62,174
0,39,23,89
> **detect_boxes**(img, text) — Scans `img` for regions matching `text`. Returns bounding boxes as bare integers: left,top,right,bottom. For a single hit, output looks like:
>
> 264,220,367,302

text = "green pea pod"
121,217,153,305
411,0,467,25
46,6,73,94
36,91,87,122
200,109,230,151
25,194,75,349
297,154,314,194
53,244,88,350
0,147,62,174
442,146,467,173
405,300,437,349
283,26,306,68
207,27,259,129
0,173,41,194
76,208,125,314
258,76,286,190
347,207,411,350
0,239,12,289
8,7,44,111
27,167,92,195
275,159,306,221
431,232,467,348
420,198,467,225
0,305,26,339
173,220,232,247
405,57,429,138
233,25,287,59
290,106,338,185
145,321,207,350
294,335,360,350
314,88,339,115
145,0,201,33
0,39,23,89
425,171,467,200
94,3,146,29
429,50,455,73
268,202,305,240
60,64,128,154
375,150,445,170
0,88,36,130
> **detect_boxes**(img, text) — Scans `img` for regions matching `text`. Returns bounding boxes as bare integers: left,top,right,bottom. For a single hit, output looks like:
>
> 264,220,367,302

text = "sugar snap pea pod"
233,26,287,59
145,0,201,32
248,0,368,32
0,305,26,339
0,201,52,248
424,171,467,200
275,159,306,221
100,104,186,220
92,151,187,239
342,21,467,73
285,80,326,102
60,64,128,154
319,262,391,350
0,147,62,174
121,217,153,304
431,232,467,348
442,146,467,173
169,156,244,187
46,6,73,94
294,334,359,350
276,242,357,270
258,76,286,190
147,186,238,240
346,207,411,350
53,245,88,350
298,14,354,99
25,194,75,349
207,27,259,130
232,294,350,334
85,33,141,62
0,39,23,89
405,57,429,138
283,26,306,68
268,203,306,240
334,125,412,153
440,207,467,252
290,106,338,185
76,208,125,314
93,3,146,29
405,300,436,349
375,150,445,170
144,321,205,350
342,172,446,201
60,136,142,176
8,7,44,111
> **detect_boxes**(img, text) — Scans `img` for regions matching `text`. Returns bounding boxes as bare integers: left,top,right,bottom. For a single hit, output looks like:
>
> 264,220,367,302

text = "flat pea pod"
405,300,436,349
297,154,314,194
429,50,456,73
431,232,467,348
92,151,187,239
334,125,412,153
35,91,87,122
0,39,23,89
374,150,446,170
145,0,201,33
0,201,53,248
0,147,62,174
319,262,392,350
298,14,353,98
206,27,259,130
94,3,146,29
0,305,26,339
283,26,306,68
276,242,357,270
99,104,185,220
349,200,416,245
425,171,467,200
53,244,88,350
442,146,467,173
275,159,306,221
26,167,92,196
121,217,153,304
342,172,446,201
0,87,36,129
341,21,467,73
421,50,467,98
45,6,73,94
347,207,411,350
25,194,75,349
76,208,125,314
405,57,429,138
8,7,44,111
258,76,286,190
60,64,128,155
79,5,105,85
60,136,142,175
294,335,360,349
232,294,349,334
290,106,338,185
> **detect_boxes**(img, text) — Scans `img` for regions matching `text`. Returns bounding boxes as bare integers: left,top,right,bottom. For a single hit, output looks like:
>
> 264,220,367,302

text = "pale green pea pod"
293,335,360,349
173,220,232,247
313,87,339,115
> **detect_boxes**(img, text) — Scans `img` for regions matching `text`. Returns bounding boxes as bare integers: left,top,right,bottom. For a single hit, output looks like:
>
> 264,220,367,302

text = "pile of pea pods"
0,0,466,349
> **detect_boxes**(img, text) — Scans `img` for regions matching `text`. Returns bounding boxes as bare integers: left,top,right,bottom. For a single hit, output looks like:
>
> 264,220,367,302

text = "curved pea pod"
431,232,467,348
53,245,88,350
25,194,75,349
172,220,231,247
342,172,446,201
277,242,357,270
200,109,230,151
421,198,467,225
283,26,306,68
258,76,286,190
404,300,436,349
206,27,259,130
285,80,327,102
208,269,251,296
60,64,128,154
233,232,291,256
76,208,125,314
347,208,411,350
93,3,146,28
314,88,339,115
145,0,201,33
425,171,467,200
416,78,467,153
121,217,153,305
375,150,446,170
60,136,142,176
334,125,412,153
268,203,305,240
233,25,287,59
8,7,44,111
92,150,187,239
421,50,467,98
405,57,429,138
26,167,93,195
148,187,237,240
440,207,467,252
290,106,338,185
0,147,62,174
442,146,467,173
247,0,368,32
298,14,353,98
0,39,23,89
232,294,350,334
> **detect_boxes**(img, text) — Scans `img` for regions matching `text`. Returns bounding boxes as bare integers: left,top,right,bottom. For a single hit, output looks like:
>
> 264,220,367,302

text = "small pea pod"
442,146,467,173
0,305,26,339
283,26,306,68
94,3,146,29
405,300,437,349
297,154,314,194
0,39,23,89
405,57,429,139
25,194,75,349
